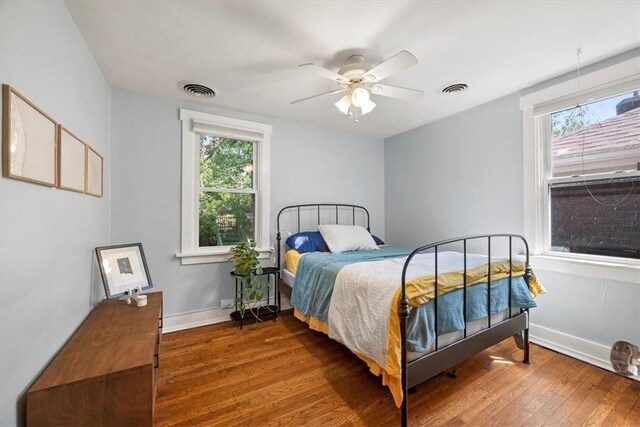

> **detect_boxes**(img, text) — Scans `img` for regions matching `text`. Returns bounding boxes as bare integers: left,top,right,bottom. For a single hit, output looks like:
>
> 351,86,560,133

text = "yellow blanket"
284,249,306,274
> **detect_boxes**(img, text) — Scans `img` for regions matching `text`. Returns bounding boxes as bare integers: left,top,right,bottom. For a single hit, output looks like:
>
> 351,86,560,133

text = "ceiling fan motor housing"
338,55,371,84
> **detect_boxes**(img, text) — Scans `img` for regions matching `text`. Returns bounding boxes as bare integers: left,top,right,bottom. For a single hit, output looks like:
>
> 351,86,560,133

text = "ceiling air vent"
180,81,217,98
440,83,468,94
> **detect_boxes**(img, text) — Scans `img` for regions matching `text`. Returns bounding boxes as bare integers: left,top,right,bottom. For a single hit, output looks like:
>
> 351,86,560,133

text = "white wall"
384,54,639,373
110,88,385,324
0,1,112,426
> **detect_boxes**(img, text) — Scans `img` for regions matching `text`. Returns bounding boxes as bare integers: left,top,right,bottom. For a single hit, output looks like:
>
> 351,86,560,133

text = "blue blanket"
291,247,536,352
407,276,535,352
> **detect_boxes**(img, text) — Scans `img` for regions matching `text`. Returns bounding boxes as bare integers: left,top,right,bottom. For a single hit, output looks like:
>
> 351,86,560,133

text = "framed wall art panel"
57,126,86,192
85,145,103,197
2,84,58,187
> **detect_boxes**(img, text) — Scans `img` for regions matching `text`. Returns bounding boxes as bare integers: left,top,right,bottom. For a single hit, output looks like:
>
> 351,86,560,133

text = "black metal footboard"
399,234,532,427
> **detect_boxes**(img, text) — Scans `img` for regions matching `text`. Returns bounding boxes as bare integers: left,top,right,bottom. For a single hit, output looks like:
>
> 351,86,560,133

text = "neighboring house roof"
552,107,640,175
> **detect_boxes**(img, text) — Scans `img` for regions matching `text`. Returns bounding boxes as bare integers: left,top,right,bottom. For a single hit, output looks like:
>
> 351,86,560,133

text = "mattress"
282,268,296,288
281,263,519,362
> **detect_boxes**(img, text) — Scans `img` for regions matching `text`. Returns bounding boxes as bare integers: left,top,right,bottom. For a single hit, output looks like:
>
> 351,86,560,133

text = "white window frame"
520,56,640,283
176,109,272,265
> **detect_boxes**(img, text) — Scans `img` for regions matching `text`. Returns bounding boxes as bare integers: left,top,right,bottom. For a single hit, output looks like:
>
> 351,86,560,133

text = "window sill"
176,248,272,266
531,253,640,283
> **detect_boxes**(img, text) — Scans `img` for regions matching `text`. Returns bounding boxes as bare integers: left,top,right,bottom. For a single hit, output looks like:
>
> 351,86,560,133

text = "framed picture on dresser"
96,243,153,298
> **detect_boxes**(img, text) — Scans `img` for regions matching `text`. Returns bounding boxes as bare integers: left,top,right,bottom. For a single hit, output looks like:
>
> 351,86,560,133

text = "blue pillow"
372,234,385,245
286,231,328,253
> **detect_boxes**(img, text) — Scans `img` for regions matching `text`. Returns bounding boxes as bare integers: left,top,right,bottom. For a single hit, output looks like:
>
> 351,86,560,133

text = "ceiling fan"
292,51,423,122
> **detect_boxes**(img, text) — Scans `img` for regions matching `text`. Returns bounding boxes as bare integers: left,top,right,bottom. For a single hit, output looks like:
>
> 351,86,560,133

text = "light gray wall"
0,1,111,426
384,54,639,354
532,271,639,346
110,88,385,318
385,93,524,248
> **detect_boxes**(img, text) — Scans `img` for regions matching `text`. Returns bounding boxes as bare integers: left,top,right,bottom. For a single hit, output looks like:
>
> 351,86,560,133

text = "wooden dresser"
26,292,163,426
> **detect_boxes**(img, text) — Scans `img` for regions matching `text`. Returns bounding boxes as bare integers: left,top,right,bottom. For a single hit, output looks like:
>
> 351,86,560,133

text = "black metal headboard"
276,203,371,272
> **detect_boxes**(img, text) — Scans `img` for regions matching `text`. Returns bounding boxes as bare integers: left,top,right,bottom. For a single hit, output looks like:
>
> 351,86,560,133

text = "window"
199,135,255,247
177,109,271,265
546,92,639,260
521,57,640,279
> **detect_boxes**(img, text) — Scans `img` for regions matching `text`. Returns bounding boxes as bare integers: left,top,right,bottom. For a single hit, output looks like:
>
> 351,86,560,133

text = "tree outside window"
198,135,256,247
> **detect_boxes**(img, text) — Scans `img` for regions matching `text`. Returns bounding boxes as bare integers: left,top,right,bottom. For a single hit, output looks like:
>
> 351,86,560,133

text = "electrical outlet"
220,299,235,309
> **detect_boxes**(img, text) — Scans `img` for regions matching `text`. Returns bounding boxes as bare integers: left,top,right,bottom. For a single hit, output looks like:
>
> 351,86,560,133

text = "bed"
275,204,544,426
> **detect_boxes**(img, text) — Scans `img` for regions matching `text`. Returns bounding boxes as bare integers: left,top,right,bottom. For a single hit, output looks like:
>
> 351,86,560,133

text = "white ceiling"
65,1,640,139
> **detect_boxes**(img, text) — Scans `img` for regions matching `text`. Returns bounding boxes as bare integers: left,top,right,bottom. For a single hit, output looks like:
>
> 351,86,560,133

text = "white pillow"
318,225,379,254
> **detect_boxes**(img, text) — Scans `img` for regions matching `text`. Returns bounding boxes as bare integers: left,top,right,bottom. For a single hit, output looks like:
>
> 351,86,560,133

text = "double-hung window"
177,109,271,265
545,91,639,260
521,57,640,280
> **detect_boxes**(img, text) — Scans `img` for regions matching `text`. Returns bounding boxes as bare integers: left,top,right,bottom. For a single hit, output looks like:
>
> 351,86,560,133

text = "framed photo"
2,84,58,187
57,126,86,192
85,145,103,197
95,243,153,299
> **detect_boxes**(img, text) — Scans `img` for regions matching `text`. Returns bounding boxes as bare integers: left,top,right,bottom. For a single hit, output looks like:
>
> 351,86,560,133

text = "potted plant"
230,240,271,322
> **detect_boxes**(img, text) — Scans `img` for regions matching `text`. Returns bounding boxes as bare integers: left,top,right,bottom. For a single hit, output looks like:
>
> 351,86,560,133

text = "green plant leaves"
231,239,271,322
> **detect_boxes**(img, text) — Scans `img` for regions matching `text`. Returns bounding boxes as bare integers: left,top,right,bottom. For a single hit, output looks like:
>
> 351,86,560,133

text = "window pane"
551,90,640,177
550,177,639,259
200,135,253,189
199,192,255,247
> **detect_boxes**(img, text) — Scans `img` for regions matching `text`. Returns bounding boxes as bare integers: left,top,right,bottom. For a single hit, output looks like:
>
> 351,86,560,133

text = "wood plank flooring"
155,311,640,426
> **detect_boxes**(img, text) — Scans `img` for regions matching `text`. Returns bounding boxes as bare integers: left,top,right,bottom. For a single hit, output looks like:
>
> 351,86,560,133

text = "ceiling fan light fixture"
351,87,370,107
360,99,376,115
335,95,351,115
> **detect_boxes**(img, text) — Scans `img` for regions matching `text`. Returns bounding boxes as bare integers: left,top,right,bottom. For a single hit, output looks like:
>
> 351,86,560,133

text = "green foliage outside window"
199,135,255,247
551,109,591,139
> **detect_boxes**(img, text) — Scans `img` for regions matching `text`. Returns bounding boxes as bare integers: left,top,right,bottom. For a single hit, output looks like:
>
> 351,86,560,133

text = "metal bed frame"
276,204,532,426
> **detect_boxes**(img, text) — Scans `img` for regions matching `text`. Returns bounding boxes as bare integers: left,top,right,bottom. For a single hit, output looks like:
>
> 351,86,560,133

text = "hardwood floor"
155,311,640,426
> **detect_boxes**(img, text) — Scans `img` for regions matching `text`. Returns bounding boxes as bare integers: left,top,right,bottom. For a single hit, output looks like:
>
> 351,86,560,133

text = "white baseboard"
162,297,292,334
529,323,625,377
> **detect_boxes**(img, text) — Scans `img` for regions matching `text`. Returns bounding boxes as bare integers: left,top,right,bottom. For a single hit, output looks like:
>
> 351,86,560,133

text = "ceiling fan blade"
370,84,423,100
299,63,347,83
364,51,417,83
291,88,347,105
